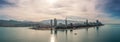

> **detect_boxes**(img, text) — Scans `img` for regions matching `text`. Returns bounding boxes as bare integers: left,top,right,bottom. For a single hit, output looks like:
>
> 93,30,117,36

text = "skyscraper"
54,18,57,27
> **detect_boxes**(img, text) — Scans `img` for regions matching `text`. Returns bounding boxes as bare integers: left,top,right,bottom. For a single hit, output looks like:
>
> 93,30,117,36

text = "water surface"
0,25,120,42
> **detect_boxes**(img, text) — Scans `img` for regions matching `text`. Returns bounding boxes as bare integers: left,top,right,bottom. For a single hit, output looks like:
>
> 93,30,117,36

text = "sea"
0,24,120,42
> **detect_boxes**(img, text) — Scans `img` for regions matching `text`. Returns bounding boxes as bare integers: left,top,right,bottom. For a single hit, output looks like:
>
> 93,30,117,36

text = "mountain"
0,20,37,27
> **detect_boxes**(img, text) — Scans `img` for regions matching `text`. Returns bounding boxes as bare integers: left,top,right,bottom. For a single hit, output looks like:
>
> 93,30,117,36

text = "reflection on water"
0,25,120,42
50,33,55,42
50,26,100,42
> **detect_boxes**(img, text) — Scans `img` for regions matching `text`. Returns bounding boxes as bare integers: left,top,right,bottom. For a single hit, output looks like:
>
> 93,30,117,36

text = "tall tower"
96,20,102,25
86,19,88,25
96,20,99,23
65,18,68,28
54,18,57,27
50,19,53,27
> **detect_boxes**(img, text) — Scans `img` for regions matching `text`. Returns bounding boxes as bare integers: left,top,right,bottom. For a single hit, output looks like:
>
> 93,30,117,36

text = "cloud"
0,0,119,24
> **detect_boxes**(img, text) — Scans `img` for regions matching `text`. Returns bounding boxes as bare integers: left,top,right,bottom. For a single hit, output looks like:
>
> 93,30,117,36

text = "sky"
0,0,120,24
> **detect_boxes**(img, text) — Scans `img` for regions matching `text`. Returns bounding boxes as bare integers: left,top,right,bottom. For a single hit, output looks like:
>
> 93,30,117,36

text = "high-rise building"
50,19,53,27
54,18,57,27
86,19,88,25
96,20,102,25
65,18,68,27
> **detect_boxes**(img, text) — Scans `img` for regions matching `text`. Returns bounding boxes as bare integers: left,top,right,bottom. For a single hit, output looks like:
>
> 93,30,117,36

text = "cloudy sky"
0,0,120,24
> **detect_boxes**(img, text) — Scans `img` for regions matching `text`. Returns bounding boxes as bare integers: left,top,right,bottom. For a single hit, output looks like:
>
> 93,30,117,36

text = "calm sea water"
0,25,120,42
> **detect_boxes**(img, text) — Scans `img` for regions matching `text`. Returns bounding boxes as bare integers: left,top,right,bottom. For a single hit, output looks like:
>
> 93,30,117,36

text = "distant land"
0,19,119,27
0,19,82,27
0,20,38,27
